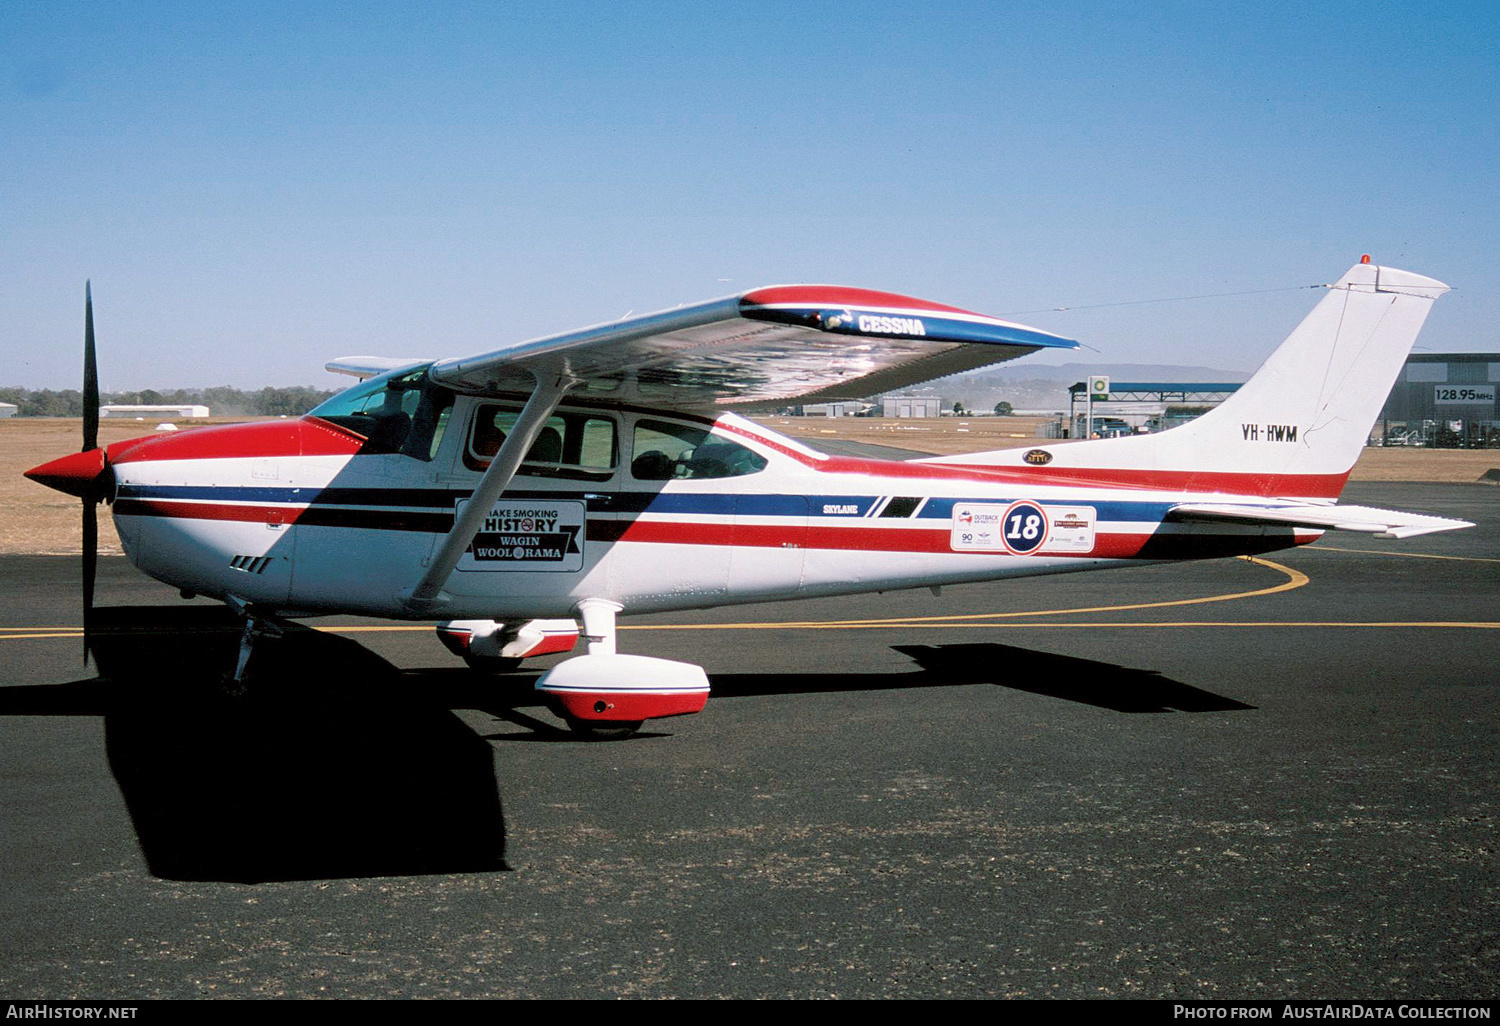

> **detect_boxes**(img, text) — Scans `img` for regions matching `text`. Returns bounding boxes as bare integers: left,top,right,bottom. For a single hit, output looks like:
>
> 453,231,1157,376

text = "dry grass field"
0,418,184,555
2,416,1495,555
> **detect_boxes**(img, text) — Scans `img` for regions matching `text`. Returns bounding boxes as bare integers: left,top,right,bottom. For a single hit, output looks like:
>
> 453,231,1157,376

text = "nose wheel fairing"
436,618,581,672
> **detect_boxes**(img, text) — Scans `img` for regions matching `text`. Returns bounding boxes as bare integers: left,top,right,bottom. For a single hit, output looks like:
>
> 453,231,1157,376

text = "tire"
564,717,644,741
462,653,523,674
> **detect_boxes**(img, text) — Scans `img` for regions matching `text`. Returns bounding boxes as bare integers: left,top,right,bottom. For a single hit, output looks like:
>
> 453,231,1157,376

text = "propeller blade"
81,281,100,665
82,496,97,665
83,281,98,453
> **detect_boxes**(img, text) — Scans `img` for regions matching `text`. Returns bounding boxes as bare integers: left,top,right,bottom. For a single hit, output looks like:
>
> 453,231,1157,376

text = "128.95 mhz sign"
1434,386,1496,405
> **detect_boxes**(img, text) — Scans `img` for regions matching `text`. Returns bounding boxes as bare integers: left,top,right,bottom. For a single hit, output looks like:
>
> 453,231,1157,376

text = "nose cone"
25,448,110,498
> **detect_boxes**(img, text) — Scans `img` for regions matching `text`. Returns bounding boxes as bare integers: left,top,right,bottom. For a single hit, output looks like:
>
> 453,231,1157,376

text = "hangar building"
1378,353,1499,447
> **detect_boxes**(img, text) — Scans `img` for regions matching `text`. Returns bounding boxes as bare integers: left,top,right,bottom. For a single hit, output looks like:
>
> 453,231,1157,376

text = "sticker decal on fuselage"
457,499,586,572
950,502,1097,555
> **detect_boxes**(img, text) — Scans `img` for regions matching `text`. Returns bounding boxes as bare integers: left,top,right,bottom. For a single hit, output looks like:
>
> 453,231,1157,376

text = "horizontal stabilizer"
1170,502,1474,539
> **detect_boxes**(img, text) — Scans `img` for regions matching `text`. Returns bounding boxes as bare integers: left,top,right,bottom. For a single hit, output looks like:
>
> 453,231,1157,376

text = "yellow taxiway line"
1311,545,1500,563
623,555,1308,630
4,553,1495,640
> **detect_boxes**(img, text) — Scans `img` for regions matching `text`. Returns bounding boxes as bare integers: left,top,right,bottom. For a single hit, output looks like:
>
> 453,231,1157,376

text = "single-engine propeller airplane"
27,258,1472,738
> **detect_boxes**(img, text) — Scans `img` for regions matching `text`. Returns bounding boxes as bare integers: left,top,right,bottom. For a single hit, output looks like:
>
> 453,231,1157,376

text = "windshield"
309,363,454,460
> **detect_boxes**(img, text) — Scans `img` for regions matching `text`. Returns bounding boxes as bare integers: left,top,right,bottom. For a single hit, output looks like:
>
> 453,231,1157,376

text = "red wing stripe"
741,286,982,318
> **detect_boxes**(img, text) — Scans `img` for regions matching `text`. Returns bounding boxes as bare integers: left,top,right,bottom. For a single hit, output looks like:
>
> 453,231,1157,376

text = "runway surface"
0,482,1495,999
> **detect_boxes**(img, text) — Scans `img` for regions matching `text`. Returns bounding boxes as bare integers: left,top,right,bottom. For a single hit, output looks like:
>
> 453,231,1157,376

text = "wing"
411,285,1076,409
326,356,430,380
1170,502,1474,539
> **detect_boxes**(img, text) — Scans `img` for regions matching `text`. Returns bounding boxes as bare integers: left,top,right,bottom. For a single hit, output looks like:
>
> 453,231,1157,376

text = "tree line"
0,385,338,418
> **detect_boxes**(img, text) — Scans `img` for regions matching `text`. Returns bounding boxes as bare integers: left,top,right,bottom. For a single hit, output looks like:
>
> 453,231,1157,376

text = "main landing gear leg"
577,598,623,656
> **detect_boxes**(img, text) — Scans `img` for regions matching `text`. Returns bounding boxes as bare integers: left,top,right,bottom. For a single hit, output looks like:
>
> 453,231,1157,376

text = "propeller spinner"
22,283,112,662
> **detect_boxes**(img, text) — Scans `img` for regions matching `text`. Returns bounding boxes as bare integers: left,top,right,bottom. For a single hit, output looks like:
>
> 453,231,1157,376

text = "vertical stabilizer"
924,261,1450,498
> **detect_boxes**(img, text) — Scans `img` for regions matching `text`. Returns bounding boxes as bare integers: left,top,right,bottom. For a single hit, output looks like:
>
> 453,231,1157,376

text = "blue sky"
3,1,1496,390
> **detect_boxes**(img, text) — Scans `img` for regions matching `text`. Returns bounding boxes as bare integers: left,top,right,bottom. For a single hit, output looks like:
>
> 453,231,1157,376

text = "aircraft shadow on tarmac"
0,607,510,885
706,642,1255,714
0,614,1250,883
895,643,1255,713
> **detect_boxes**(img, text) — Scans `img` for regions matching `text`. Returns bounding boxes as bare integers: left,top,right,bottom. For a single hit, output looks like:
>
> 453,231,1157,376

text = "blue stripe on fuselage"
115,484,1177,524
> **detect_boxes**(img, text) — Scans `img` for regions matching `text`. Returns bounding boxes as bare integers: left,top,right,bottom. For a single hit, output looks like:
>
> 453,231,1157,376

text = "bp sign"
1089,375,1110,401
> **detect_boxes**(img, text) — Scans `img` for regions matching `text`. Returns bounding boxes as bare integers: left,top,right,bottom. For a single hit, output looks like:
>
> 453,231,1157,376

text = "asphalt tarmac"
0,482,1494,999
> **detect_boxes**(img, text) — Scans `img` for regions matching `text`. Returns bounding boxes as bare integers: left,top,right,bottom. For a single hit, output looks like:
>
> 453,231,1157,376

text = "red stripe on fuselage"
715,422,1347,498
113,499,451,533
911,462,1350,499
115,500,276,524
595,520,1313,559
595,520,1240,560
117,497,1314,561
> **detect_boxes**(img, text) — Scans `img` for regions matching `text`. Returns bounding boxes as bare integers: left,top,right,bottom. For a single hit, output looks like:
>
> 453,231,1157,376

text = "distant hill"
884,363,1252,414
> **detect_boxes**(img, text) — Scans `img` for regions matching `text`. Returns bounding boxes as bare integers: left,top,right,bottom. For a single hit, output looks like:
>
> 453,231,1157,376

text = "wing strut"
401,373,574,614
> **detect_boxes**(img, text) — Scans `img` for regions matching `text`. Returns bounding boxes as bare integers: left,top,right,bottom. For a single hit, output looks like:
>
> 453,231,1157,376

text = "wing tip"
738,286,1076,349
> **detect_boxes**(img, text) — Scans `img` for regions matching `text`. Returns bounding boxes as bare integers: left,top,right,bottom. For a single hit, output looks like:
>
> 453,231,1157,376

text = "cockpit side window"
465,405,618,482
630,419,768,480
309,365,454,461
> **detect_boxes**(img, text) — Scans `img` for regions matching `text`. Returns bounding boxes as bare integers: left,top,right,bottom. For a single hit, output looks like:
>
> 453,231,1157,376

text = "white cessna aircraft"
27,259,1470,737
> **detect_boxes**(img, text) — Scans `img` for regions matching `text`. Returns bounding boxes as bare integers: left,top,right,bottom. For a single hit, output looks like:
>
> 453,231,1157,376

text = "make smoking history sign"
457,499,586,572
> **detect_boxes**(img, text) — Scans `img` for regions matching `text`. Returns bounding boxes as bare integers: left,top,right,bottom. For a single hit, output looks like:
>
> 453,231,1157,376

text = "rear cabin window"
466,405,618,482
630,420,768,480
